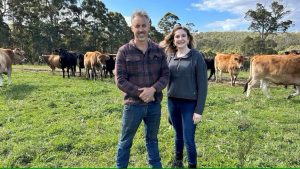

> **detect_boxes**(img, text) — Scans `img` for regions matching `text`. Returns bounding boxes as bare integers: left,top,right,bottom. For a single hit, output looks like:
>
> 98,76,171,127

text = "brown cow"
244,54,300,99
39,54,61,74
84,51,108,80
0,48,26,86
214,53,244,86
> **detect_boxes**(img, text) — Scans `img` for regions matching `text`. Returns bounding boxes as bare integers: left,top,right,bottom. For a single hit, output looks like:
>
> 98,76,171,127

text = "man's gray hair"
131,10,151,24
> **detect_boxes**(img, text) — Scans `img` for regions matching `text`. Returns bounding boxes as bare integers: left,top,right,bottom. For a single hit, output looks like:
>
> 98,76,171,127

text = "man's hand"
138,87,156,103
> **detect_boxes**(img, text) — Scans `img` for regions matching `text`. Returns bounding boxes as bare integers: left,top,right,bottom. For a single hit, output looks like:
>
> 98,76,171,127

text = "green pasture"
0,65,299,168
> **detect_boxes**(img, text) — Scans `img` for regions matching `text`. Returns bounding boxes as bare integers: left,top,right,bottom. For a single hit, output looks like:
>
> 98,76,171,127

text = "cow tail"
243,58,252,93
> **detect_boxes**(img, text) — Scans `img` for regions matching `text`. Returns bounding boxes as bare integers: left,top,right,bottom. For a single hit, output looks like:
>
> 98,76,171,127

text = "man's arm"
151,52,170,92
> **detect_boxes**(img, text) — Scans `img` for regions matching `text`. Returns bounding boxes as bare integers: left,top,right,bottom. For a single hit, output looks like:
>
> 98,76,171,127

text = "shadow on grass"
4,84,36,100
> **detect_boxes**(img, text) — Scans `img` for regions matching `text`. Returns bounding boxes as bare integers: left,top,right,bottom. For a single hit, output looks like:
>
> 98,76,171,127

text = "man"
115,10,169,168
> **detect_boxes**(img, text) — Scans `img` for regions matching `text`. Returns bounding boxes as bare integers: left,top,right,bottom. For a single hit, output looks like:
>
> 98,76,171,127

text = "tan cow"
244,54,300,99
0,48,26,86
84,51,108,80
39,54,61,74
214,53,244,86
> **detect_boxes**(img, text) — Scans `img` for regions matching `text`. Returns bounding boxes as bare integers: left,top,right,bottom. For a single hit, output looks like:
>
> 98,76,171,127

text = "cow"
103,54,116,78
0,48,26,86
39,54,61,74
75,52,84,76
84,51,108,80
214,53,244,86
284,50,300,55
244,54,300,99
204,58,215,80
55,48,77,78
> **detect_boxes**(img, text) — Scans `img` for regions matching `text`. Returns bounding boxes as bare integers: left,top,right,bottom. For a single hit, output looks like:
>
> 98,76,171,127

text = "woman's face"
174,29,189,49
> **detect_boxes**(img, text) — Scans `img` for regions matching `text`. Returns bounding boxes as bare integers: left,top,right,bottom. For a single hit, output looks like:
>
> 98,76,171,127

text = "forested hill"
193,31,300,57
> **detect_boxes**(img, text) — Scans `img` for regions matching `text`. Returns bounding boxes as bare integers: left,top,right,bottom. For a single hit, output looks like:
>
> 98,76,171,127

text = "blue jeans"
168,97,197,165
116,102,162,168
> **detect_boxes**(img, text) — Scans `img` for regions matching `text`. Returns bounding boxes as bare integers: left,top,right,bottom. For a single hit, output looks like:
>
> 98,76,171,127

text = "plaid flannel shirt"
115,39,169,105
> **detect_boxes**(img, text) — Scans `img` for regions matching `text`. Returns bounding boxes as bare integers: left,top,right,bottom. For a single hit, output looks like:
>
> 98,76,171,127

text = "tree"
244,1,293,53
0,0,11,47
185,22,198,33
149,25,164,43
158,12,179,35
106,11,131,53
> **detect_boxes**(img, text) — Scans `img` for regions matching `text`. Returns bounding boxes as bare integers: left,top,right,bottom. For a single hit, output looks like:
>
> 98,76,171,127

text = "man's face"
131,16,150,42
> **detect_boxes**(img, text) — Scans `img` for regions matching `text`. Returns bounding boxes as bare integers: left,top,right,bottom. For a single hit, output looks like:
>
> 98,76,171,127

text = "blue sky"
81,0,300,32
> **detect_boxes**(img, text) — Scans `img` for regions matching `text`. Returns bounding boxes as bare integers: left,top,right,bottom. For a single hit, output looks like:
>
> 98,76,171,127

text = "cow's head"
95,52,108,67
231,54,244,69
13,48,27,63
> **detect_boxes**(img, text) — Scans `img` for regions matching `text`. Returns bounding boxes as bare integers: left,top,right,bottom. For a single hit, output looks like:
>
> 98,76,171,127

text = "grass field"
0,65,299,168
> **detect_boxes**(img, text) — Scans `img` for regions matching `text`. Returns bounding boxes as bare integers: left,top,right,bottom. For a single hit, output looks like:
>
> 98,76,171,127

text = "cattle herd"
1,47,300,99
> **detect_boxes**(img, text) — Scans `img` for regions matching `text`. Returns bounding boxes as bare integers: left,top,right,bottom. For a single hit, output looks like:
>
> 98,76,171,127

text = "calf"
214,53,244,86
39,54,61,74
244,54,300,99
84,51,108,80
0,48,26,86
204,58,215,80
103,54,116,78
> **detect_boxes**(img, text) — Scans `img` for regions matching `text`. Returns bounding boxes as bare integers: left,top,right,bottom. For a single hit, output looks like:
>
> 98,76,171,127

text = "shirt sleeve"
195,52,208,115
115,47,141,97
152,50,170,92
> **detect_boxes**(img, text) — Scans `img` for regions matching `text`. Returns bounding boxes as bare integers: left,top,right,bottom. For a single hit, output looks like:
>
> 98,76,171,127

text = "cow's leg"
246,79,258,97
230,71,235,86
73,66,76,76
85,68,89,79
7,68,12,85
0,74,3,87
208,70,213,80
261,80,271,98
62,68,65,78
92,67,96,81
67,67,70,78
287,86,300,99
215,69,219,82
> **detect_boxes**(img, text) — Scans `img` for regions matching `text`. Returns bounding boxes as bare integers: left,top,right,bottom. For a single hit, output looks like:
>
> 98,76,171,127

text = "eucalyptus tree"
158,12,179,35
0,0,11,47
106,11,131,53
244,1,293,53
81,0,108,52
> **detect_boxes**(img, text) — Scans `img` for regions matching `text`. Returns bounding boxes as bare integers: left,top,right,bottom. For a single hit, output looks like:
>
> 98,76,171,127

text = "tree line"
0,0,297,63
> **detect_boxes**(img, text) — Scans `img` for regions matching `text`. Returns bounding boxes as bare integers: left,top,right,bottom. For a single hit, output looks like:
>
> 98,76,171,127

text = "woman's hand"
193,113,202,124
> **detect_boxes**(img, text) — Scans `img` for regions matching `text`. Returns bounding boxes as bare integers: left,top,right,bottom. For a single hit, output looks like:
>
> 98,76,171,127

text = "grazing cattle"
0,48,26,86
284,50,300,55
39,54,61,74
214,53,244,86
56,48,77,78
103,54,116,78
204,58,215,80
244,54,300,99
84,51,108,80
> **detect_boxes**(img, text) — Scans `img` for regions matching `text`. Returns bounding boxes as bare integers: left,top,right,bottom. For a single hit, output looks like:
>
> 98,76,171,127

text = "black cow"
55,48,77,78
103,54,116,78
204,58,215,80
73,52,84,76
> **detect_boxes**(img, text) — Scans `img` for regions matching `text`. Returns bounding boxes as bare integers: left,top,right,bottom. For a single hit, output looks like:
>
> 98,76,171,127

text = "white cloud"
192,0,255,15
206,18,249,31
192,0,300,31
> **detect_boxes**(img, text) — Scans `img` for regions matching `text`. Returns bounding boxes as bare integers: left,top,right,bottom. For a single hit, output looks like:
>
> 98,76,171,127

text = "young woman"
162,26,208,168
